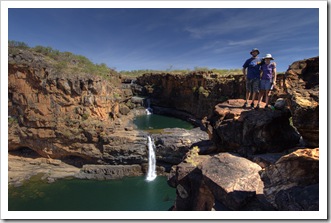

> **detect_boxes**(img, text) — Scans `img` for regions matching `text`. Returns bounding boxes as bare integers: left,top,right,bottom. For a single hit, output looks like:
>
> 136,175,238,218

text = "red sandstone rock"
284,57,319,147
259,148,319,210
168,152,272,211
209,99,301,155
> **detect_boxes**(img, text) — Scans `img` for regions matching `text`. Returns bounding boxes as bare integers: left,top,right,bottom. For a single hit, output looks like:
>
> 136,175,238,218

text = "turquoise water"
8,176,175,211
133,114,194,130
9,114,191,211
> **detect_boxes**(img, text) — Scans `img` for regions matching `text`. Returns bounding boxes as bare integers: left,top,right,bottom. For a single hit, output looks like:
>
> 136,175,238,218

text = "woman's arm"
273,67,277,85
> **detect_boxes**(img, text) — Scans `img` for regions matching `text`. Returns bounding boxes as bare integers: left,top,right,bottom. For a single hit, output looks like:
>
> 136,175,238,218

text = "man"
242,48,262,108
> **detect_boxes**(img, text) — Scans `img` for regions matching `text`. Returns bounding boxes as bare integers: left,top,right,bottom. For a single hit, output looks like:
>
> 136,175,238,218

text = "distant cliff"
135,72,246,119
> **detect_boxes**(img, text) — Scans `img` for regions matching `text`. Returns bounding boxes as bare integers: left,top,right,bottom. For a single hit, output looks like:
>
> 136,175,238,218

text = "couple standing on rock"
242,48,277,109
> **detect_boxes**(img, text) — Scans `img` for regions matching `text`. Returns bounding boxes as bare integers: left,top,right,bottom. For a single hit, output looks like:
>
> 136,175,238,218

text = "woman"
255,54,277,109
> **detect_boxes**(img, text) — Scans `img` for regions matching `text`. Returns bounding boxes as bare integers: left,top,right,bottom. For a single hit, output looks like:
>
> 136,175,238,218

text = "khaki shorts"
246,78,260,93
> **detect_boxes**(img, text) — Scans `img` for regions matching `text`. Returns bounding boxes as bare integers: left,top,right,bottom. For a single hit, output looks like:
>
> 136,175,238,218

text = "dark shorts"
260,79,272,90
246,78,260,93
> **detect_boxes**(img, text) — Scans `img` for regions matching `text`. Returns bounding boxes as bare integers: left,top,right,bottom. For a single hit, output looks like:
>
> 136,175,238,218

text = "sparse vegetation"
119,67,242,78
9,40,242,80
9,40,117,81
184,146,200,167
8,116,18,125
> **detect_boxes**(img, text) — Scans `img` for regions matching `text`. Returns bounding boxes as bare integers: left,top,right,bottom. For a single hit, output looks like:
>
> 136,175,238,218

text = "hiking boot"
264,105,269,109
255,104,260,110
250,103,254,109
242,102,248,108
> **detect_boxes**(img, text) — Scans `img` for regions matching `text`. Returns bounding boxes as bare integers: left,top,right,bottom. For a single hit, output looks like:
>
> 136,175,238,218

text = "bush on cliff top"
8,40,117,81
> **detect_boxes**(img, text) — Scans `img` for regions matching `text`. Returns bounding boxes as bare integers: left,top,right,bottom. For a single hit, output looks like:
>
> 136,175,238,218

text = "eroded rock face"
259,148,319,210
284,57,319,147
8,50,122,160
136,72,245,119
208,99,301,156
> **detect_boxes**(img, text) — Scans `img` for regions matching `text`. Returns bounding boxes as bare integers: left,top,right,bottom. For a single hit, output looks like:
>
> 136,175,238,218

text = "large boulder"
168,151,273,211
259,148,319,210
285,57,319,147
207,99,301,156
153,128,210,166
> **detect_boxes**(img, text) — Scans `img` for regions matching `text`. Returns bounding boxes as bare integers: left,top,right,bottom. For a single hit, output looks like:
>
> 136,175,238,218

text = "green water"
9,114,190,211
8,176,175,211
133,114,194,130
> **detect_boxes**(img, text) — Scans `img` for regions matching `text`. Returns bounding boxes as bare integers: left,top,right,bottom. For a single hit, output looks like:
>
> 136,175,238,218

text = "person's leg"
243,79,251,107
265,90,270,108
251,79,259,108
251,92,256,108
246,91,250,103
256,90,264,109
256,80,264,108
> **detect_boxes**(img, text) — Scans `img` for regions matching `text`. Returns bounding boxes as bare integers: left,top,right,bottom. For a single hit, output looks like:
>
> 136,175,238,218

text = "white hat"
264,54,274,60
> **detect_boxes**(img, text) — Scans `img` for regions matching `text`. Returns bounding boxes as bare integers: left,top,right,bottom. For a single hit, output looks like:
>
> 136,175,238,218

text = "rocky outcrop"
136,72,245,119
207,99,301,156
8,49,125,161
8,154,80,187
168,147,319,211
259,148,319,210
284,57,319,147
168,152,274,211
8,49,154,184
76,164,143,180
153,128,210,167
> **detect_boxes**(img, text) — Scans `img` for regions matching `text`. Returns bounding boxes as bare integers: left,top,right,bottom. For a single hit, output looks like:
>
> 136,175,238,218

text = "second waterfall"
146,136,157,181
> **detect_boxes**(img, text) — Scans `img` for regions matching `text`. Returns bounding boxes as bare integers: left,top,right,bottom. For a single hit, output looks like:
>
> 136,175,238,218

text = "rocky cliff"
167,57,319,211
9,49,129,162
8,49,209,185
135,72,245,119
8,48,320,211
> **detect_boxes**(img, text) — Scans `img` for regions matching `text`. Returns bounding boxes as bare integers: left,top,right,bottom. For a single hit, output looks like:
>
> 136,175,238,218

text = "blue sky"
8,7,320,72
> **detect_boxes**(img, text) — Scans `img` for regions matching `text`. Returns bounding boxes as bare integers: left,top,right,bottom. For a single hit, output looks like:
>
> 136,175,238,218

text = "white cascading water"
146,136,157,181
145,98,153,115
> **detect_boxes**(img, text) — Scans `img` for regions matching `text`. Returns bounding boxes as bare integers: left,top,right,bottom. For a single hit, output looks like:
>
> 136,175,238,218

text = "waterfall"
146,136,157,181
145,98,153,115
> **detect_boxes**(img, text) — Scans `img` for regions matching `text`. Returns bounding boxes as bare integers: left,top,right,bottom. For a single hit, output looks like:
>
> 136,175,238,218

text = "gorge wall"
135,72,246,119
8,48,209,185
8,48,320,211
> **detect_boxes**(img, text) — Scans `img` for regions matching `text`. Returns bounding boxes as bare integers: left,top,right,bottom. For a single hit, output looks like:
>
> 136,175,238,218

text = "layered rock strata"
135,72,245,119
